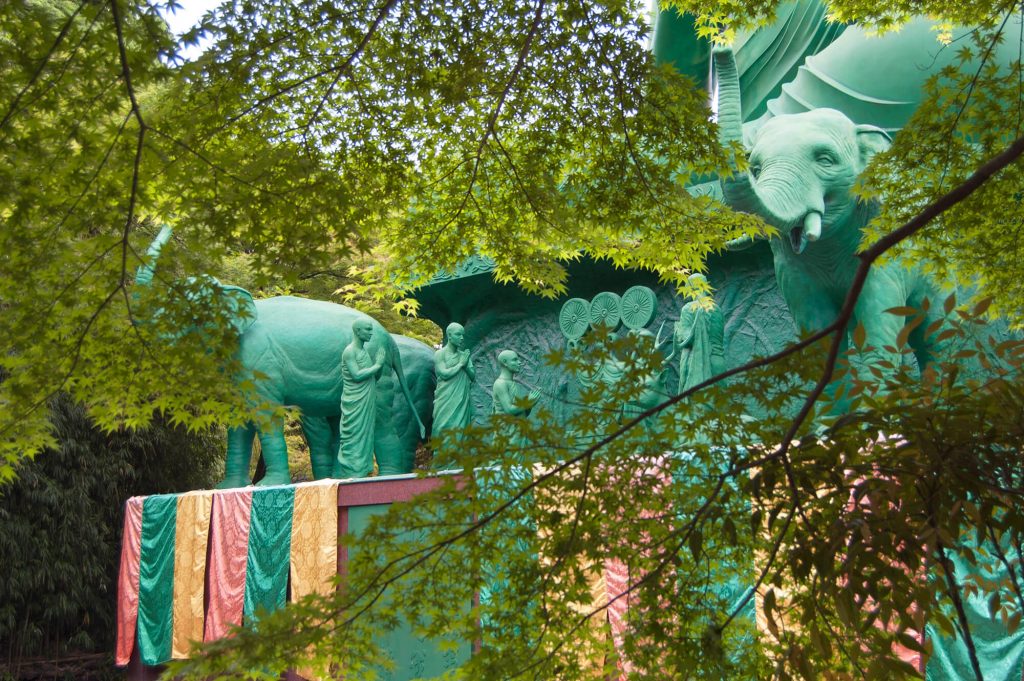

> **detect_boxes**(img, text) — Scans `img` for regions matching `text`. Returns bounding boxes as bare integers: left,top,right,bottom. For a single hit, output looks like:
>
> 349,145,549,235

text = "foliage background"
4,0,1024,678
0,394,221,680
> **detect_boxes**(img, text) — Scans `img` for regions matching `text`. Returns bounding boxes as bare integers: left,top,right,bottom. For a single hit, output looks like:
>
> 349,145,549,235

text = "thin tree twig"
0,1,86,131
301,0,399,137
933,518,985,681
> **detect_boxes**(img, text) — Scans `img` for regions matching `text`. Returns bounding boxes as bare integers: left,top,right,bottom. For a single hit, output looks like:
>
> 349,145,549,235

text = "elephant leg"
374,408,410,475
906,281,951,372
302,414,339,480
373,370,412,475
255,415,291,486
218,424,256,489
854,267,908,377
777,266,850,412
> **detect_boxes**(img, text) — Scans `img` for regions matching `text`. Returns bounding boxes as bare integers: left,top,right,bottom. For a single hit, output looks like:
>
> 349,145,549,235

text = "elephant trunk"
712,46,761,214
135,224,174,287
388,334,427,439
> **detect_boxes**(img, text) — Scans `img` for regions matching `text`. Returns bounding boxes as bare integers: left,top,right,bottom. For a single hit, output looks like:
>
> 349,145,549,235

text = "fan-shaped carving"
620,286,656,330
559,298,591,340
589,292,621,329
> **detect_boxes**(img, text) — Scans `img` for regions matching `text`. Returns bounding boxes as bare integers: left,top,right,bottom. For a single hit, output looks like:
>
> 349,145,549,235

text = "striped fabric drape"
115,497,145,666
136,494,178,666
115,476,1024,679
170,491,213,658
117,481,340,666
204,489,252,642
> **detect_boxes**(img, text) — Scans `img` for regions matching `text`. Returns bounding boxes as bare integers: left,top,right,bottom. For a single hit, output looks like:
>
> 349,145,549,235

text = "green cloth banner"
926,540,1024,680
243,486,294,623
136,494,178,666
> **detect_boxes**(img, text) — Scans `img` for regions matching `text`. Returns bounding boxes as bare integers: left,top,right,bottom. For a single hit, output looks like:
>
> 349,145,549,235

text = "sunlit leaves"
859,20,1024,325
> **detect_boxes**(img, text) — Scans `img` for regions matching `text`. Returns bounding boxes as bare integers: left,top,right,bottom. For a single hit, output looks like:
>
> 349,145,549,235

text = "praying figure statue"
674,273,726,394
492,350,541,418
335,318,386,478
431,322,476,437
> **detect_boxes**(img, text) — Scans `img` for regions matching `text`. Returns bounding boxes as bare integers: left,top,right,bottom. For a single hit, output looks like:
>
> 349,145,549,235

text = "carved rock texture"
415,248,796,428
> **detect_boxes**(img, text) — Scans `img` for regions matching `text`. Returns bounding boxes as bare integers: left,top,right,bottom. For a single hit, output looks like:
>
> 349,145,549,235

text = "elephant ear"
220,284,258,335
855,124,892,169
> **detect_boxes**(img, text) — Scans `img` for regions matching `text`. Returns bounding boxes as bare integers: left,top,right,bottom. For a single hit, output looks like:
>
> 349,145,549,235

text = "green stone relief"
559,286,683,436
136,227,430,488
414,253,792,430
622,328,675,437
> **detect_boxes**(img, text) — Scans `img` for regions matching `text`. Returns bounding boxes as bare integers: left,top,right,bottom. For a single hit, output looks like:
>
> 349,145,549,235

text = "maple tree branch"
0,1,86,131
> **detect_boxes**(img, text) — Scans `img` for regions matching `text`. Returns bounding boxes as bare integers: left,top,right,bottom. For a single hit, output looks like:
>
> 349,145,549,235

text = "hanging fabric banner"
171,491,214,659
136,494,178,666
244,486,295,624
115,497,145,666
290,481,339,602
926,539,1024,681
204,488,253,642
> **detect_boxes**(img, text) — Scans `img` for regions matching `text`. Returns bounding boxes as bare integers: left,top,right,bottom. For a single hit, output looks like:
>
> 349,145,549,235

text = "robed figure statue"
674,274,726,394
335,318,386,478
431,322,475,437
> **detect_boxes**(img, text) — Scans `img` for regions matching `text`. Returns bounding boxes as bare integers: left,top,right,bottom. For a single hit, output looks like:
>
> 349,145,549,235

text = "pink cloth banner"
204,489,253,642
115,497,145,666
602,455,674,678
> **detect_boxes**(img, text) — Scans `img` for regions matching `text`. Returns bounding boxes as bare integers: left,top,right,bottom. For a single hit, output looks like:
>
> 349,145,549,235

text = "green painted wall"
347,504,472,678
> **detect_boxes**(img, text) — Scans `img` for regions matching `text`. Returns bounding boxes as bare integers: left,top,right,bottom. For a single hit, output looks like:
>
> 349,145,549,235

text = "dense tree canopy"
5,0,1024,679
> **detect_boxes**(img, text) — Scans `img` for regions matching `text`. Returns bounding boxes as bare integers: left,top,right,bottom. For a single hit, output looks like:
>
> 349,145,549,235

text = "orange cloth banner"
289,481,339,602
115,497,145,666
171,491,214,658
204,489,252,642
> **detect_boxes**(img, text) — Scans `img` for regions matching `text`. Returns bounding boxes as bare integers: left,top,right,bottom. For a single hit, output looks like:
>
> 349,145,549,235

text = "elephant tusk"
788,211,822,255
803,211,822,242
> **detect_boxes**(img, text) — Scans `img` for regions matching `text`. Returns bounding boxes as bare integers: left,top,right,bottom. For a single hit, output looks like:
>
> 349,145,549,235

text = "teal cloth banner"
926,539,1024,680
243,486,294,623
671,451,757,671
477,465,535,642
136,494,177,666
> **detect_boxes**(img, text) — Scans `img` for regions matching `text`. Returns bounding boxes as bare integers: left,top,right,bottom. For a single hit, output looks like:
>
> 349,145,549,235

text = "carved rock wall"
414,246,797,429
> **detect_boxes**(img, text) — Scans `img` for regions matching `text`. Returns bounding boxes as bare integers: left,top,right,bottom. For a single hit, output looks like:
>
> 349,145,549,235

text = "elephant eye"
816,153,836,167
750,164,762,180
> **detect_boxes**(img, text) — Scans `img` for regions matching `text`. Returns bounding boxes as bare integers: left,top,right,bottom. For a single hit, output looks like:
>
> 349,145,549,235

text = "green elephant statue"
136,226,429,488
713,46,947,374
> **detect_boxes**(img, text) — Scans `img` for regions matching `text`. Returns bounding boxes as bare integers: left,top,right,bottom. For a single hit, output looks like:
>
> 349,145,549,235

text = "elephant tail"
135,224,174,287
389,334,427,439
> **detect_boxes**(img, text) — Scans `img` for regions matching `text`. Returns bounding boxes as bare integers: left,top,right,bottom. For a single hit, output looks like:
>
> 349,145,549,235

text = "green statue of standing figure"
492,350,541,418
431,322,476,437
335,319,387,478
674,274,726,394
